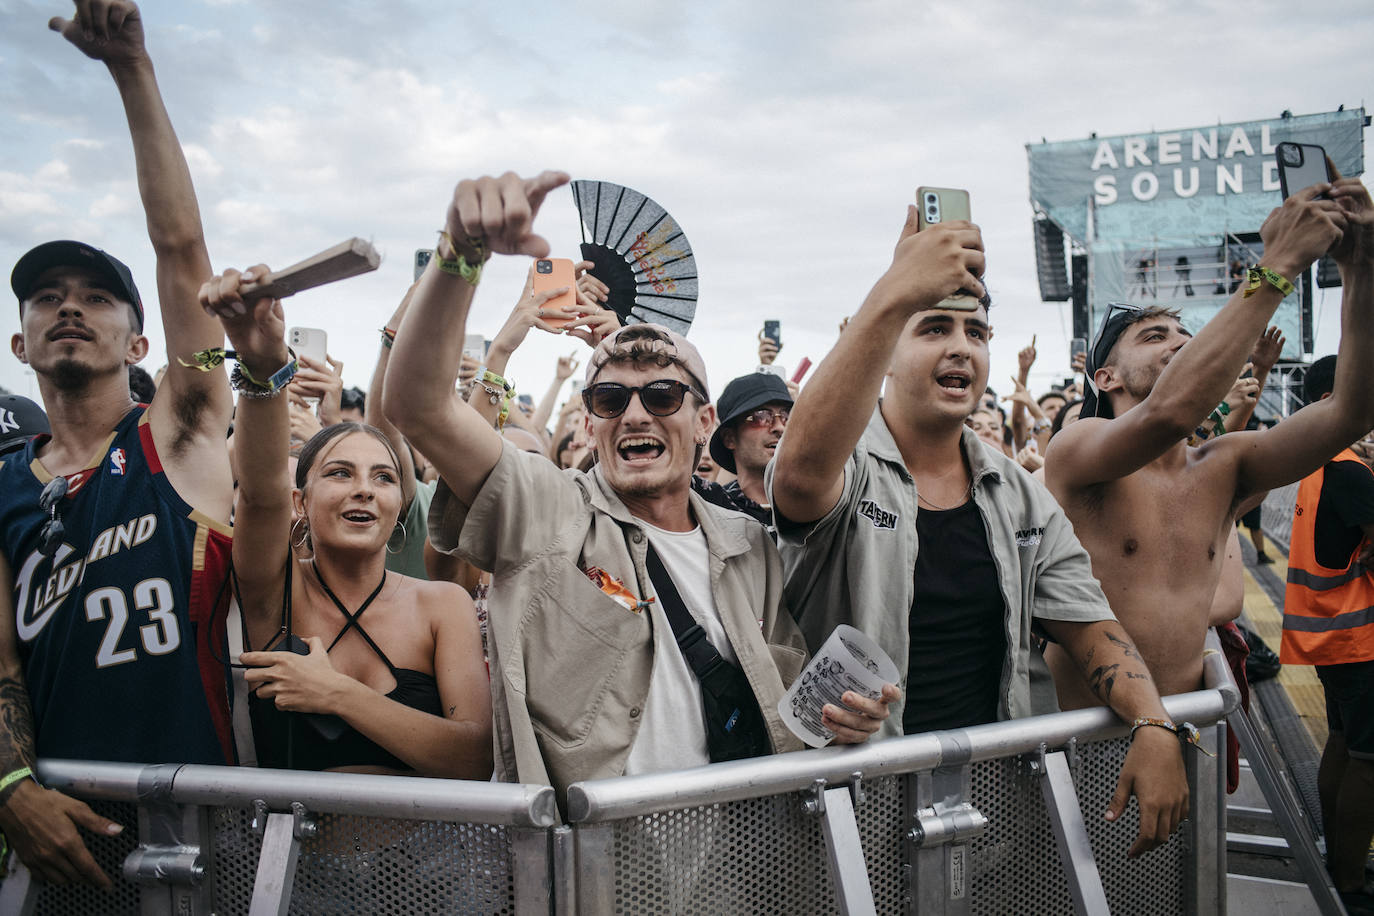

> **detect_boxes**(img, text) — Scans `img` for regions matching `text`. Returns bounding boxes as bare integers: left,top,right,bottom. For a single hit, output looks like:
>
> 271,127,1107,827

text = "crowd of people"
1,2,1371,909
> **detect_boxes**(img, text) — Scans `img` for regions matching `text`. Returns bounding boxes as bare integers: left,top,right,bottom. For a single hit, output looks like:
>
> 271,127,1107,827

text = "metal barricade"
0,764,556,916
0,647,1237,914
1261,481,1299,554
565,640,1239,915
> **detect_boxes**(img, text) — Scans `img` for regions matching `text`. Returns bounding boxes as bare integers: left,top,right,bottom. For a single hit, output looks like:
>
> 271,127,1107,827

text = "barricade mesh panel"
606,774,905,914
968,736,1184,916
30,800,139,916
210,807,516,915
1261,482,1298,553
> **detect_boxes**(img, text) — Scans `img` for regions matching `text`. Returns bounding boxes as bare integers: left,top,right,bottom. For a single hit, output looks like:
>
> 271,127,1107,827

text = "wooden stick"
241,238,381,302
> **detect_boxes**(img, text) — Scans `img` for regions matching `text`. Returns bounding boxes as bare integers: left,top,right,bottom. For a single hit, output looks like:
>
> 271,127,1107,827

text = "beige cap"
585,324,710,400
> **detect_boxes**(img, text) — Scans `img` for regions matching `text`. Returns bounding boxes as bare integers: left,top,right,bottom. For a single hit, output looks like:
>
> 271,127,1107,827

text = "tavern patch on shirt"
857,499,898,529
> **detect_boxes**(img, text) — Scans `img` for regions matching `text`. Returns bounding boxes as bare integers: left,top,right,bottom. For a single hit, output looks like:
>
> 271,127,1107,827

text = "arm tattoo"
1087,663,1120,702
0,677,36,805
1104,630,1142,661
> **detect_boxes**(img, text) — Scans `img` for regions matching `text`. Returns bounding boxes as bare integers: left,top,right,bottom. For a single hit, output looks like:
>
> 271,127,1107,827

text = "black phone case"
271,636,349,741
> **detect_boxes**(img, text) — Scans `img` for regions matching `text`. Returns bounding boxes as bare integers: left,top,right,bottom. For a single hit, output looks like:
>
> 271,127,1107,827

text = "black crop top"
249,564,443,771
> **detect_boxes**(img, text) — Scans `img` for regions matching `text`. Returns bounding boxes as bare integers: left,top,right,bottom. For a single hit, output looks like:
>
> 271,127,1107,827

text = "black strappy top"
249,563,442,772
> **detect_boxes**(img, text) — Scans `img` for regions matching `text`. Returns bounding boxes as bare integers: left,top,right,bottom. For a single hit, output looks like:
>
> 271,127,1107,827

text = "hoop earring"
386,519,408,555
290,517,312,553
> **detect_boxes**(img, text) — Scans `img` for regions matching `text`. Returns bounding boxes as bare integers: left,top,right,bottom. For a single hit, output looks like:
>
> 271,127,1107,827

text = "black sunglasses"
38,475,69,558
582,380,705,419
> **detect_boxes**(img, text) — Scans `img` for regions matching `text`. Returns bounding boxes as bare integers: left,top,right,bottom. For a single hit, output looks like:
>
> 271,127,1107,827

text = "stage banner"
1027,110,1365,244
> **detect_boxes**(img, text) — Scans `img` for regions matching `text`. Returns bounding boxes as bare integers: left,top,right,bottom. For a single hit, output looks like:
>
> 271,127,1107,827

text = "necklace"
916,480,971,511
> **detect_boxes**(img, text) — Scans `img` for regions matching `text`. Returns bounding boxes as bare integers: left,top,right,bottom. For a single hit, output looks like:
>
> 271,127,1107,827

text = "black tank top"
249,563,442,771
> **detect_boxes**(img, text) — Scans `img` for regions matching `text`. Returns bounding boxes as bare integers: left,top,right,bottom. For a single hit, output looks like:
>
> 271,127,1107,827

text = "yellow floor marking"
1241,555,1328,749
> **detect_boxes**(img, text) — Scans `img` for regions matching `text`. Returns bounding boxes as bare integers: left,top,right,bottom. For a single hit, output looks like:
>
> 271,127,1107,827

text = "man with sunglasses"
1043,180,1372,724
703,372,794,530
0,2,235,888
770,205,1193,858
385,170,895,801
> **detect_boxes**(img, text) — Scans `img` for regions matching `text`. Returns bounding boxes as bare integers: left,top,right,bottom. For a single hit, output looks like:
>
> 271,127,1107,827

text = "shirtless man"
1045,177,1374,707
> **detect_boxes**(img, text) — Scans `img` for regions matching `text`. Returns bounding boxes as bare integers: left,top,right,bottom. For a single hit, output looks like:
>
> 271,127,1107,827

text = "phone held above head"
915,186,981,312
532,258,579,329
1275,142,1333,201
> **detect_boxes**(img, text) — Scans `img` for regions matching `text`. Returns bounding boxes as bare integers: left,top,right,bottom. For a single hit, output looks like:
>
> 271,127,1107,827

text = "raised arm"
1230,176,1374,497
52,2,232,462
770,209,985,524
365,286,419,509
1048,187,1346,490
1223,327,1284,433
384,170,569,506
0,553,122,888
198,266,293,638
532,352,579,434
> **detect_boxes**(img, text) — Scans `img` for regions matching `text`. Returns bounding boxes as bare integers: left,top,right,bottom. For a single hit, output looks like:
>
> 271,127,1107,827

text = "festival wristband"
435,230,488,287
1243,266,1295,299
0,766,35,797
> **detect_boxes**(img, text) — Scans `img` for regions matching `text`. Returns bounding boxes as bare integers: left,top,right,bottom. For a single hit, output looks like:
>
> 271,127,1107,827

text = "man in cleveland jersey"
0,1,234,888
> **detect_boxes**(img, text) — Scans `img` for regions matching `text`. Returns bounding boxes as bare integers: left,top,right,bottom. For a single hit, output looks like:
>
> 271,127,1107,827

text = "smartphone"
1070,337,1088,364
517,393,535,409
915,187,979,311
757,364,786,379
916,186,972,230
414,249,433,282
762,320,781,347
288,326,328,366
532,258,579,329
1276,142,1332,200
462,333,487,364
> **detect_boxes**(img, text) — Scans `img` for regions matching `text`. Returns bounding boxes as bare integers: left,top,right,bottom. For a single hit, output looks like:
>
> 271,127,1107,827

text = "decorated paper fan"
570,180,698,335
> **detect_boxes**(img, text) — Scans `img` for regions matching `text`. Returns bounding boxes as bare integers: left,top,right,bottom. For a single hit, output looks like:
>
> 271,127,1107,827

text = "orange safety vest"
1281,449,1374,665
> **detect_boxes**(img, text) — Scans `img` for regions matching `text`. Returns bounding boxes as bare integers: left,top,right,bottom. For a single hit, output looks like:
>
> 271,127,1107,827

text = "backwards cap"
585,324,710,401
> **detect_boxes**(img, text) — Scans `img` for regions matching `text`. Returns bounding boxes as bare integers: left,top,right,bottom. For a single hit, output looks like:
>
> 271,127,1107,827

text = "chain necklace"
916,480,972,511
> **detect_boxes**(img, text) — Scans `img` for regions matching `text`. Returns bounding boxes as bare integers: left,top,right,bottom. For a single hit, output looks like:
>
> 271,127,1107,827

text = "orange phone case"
532,258,579,328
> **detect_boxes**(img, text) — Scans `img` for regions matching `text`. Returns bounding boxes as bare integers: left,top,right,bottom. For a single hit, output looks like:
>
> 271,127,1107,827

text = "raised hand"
1249,326,1285,376
869,207,985,317
49,0,146,66
198,265,288,370
758,333,781,365
1018,335,1038,375
490,264,579,359
443,170,571,261
293,355,344,425
1224,369,1260,413
1326,163,1374,267
1259,184,1349,280
555,352,580,381
575,260,609,307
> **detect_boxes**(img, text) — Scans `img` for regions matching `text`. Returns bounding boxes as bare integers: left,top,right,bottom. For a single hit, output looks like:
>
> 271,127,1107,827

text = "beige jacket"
429,443,807,798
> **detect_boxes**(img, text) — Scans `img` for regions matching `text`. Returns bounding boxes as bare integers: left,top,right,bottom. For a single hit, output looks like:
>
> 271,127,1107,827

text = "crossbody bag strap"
644,543,726,678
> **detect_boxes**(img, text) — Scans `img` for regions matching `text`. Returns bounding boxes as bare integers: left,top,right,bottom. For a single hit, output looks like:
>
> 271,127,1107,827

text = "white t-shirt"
623,523,740,776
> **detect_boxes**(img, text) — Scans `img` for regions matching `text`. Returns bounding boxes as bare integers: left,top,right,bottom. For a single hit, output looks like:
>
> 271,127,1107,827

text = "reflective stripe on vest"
1280,449,1374,666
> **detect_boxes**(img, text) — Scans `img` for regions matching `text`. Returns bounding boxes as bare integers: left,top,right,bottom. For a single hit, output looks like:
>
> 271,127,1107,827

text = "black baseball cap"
708,371,794,473
0,395,49,456
11,240,144,332
1081,303,1144,420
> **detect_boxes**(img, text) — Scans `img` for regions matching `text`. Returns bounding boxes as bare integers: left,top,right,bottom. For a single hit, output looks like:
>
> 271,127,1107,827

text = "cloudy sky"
2,0,1370,409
